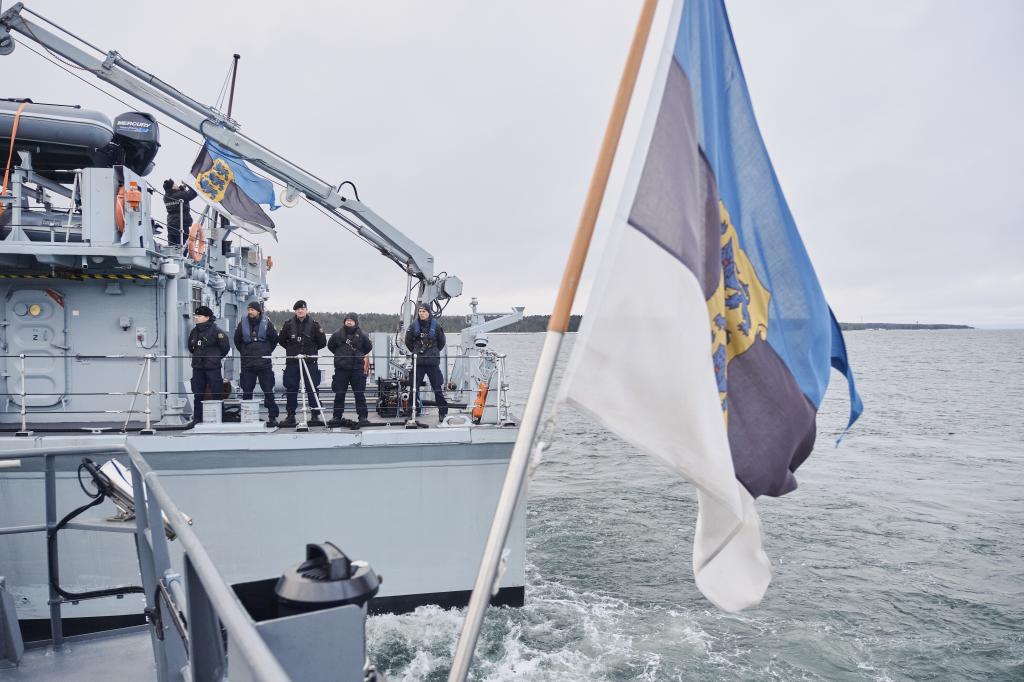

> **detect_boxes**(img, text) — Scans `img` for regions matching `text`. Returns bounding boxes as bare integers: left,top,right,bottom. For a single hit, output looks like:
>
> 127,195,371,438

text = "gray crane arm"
0,2,442,288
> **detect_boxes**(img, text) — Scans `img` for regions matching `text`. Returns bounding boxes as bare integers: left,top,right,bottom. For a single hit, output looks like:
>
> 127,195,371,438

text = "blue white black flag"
191,139,278,236
561,0,862,612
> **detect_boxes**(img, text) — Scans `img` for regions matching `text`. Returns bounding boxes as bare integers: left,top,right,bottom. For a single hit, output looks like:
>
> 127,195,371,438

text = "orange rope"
0,101,30,220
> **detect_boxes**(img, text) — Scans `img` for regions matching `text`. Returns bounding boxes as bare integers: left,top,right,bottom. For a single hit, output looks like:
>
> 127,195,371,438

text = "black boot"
438,407,448,424
266,416,279,428
281,412,296,427
327,415,343,428
308,411,325,427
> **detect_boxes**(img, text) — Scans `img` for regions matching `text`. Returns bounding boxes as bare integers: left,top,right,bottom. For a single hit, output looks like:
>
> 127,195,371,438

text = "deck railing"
0,443,291,681
0,351,511,433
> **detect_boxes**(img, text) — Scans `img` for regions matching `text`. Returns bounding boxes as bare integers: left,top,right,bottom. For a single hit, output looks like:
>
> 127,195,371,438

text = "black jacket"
328,326,373,372
404,314,446,367
164,185,197,234
233,314,279,371
278,315,327,362
188,320,230,369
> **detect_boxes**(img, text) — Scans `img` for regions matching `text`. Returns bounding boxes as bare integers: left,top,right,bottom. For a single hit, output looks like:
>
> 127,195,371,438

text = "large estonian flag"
561,0,862,612
190,139,279,237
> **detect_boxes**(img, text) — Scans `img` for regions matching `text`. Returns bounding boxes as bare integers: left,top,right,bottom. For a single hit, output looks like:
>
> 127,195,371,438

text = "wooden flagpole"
448,1,660,678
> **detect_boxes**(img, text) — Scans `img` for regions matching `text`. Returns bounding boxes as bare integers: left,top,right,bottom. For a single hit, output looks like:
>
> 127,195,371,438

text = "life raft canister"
114,181,143,234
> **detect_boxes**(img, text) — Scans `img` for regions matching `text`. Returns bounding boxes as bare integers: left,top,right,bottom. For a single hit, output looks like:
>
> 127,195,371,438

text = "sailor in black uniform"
163,179,197,246
277,300,328,426
187,305,230,423
327,312,373,427
404,302,448,423
233,300,280,427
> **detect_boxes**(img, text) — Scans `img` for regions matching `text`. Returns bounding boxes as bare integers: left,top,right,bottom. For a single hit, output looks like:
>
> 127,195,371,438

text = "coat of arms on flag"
191,139,278,237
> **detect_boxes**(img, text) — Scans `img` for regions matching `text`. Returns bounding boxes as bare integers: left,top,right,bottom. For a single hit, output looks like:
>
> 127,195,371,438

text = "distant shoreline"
264,311,972,334
840,323,972,331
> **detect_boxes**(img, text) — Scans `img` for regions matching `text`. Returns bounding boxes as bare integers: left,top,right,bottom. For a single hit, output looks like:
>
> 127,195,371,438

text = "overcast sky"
4,1,1022,326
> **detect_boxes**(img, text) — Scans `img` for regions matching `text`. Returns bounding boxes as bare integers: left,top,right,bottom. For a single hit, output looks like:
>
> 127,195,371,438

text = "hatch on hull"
2,287,68,407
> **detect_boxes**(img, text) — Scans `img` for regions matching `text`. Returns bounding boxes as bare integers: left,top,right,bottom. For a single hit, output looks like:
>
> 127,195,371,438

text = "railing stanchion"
141,354,156,435
123,357,147,433
496,354,505,424
296,355,310,432
16,353,32,436
405,353,418,428
44,454,63,647
300,354,326,427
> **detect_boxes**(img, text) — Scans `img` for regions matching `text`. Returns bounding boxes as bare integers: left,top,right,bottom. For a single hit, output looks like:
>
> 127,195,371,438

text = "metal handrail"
0,444,291,681
2,351,513,429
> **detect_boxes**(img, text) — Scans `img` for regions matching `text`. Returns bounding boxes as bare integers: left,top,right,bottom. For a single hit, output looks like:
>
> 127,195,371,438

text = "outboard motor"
112,112,160,175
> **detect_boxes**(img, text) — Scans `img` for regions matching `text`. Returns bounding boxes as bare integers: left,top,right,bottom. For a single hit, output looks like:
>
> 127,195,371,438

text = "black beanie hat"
344,312,359,325
247,300,263,312
293,299,307,310
163,179,174,193
195,305,214,319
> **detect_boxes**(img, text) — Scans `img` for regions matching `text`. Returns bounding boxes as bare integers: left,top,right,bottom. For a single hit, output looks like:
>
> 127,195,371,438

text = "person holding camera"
162,179,197,246
327,312,373,428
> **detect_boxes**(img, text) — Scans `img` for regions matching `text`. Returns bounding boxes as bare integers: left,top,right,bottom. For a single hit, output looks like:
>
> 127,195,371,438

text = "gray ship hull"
0,425,525,633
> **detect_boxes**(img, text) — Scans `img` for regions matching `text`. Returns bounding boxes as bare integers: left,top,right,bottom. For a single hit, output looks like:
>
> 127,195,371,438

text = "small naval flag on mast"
191,139,278,236
561,0,862,612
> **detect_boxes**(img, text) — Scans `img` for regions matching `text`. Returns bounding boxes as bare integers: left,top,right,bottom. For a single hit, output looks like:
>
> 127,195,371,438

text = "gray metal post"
122,357,147,432
163,271,186,422
144,471,187,676
496,354,506,424
141,355,156,434
132,464,168,681
43,454,63,647
406,352,418,428
185,555,227,682
15,354,30,436
296,355,310,431
299,354,326,425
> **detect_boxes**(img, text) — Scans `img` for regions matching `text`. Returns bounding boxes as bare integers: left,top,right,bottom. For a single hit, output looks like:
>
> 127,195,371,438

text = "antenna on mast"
222,54,241,235
226,53,240,118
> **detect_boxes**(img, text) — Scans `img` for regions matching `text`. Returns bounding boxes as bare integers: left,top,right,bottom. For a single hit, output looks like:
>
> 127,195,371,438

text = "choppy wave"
369,331,1024,681
368,563,716,681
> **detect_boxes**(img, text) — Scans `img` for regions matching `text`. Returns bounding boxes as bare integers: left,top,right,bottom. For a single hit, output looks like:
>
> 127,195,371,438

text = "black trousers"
240,367,279,419
332,368,368,419
414,364,448,416
283,361,321,415
191,367,222,422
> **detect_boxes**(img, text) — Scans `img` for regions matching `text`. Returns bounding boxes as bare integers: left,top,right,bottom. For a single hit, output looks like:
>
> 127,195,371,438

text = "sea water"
367,330,1024,681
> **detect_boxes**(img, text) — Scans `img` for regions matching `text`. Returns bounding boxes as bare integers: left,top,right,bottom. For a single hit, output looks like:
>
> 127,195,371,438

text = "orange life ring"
471,381,489,423
187,222,205,261
115,186,126,233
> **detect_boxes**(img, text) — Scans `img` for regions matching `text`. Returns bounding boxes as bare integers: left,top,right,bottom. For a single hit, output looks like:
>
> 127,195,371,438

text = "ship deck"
0,627,154,682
